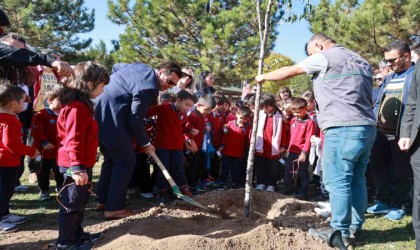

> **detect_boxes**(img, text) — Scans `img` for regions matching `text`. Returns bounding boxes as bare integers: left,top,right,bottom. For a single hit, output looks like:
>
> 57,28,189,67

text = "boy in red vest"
147,89,198,205
219,105,252,189
0,84,39,233
31,85,64,201
283,97,315,200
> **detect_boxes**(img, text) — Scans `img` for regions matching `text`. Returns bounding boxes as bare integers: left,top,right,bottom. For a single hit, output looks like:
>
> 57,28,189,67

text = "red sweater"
221,120,251,158
256,115,288,159
0,113,36,167
147,104,190,150
288,116,315,154
31,108,58,159
205,111,224,147
188,109,206,149
57,101,98,170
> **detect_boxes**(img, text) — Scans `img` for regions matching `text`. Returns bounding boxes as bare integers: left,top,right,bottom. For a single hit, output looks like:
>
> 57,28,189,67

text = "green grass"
2,160,417,250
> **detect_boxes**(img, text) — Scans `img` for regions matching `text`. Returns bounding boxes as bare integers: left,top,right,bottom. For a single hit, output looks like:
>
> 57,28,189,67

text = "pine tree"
0,0,95,56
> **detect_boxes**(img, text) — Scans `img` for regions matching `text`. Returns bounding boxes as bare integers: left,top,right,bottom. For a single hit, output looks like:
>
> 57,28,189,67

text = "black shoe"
295,193,308,201
281,190,293,195
56,241,92,250
343,237,355,249
308,227,346,249
81,232,102,244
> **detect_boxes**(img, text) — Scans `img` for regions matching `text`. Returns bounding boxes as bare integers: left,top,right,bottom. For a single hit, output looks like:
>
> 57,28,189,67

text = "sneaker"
40,192,53,201
1,214,27,225
195,185,206,192
81,232,102,244
366,202,391,214
295,193,309,200
216,185,228,191
14,185,29,192
0,222,18,234
56,241,93,250
180,185,193,198
255,184,266,191
139,192,154,199
384,209,406,221
28,173,38,184
266,185,275,192
127,188,136,195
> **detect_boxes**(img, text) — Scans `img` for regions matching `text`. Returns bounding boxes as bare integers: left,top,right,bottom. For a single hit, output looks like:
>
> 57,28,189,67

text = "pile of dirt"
91,189,330,249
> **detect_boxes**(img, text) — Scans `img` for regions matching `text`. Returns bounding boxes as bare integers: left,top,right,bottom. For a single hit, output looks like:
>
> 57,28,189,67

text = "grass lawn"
2,159,416,250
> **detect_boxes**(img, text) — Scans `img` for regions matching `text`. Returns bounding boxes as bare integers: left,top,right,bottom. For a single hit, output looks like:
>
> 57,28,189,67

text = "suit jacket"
400,60,420,148
94,63,159,150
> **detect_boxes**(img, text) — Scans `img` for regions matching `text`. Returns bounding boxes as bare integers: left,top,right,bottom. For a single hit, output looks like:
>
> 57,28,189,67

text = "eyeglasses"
182,72,193,80
385,55,404,64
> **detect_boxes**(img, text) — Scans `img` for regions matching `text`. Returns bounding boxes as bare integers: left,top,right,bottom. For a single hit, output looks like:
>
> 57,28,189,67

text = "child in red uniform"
187,94,214,192
56,62,109,249
255,94,287,192
283,97,315,200
147,90,198,205
31,85,64,201
0,84,38,234
219,105,252,189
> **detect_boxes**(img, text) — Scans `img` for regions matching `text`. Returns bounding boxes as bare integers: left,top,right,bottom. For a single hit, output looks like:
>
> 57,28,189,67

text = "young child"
56,62,109,249
187,94,214,192
0,84,39,234
255,94,287,192
219,105,252,189
283,97,315,200
147,89,198,204
31,85,64,201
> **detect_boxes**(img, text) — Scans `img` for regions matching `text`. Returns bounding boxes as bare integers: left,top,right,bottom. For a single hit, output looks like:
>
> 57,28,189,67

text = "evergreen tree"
307,0,420,64
0,0,95,56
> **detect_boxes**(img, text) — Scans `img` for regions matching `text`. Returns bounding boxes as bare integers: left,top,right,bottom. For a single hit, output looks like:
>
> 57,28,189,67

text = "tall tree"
0,0,95,55
308,0,420,64
107,0,309,84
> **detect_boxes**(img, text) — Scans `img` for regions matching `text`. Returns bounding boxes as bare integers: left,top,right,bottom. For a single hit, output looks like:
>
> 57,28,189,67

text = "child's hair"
290,97,308,111
237,105,252,118
222,97,231,107
45,84,63,101
277,86,292,98
195,70,213,94
260,93,277,109
301,90,315,102
157,62,183,77
177,89,197,103
160,92,176,103
0,84,25,106
198,93,216,109
60,61,110,110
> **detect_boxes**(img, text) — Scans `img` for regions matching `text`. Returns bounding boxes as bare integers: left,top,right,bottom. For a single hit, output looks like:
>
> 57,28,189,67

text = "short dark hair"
290,97,308,110
301,90,315,102
0,9,10,27
160,92,177,103
385,39,410,54
237,105,252,118
176,89,197,103
0,84,26,106
157,62,182,78
198,93,216,109
308,33,336,45
260,94,277,109
45,84,63,101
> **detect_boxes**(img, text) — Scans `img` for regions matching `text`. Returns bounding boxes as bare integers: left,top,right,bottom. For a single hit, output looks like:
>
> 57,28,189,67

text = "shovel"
150,151,208,210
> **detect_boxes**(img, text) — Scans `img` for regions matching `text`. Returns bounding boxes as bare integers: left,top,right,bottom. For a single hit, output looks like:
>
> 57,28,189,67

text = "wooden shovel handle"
150,151,178,188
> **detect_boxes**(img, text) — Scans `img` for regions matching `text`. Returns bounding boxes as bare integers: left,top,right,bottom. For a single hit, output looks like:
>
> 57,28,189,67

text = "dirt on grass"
1,189,330,250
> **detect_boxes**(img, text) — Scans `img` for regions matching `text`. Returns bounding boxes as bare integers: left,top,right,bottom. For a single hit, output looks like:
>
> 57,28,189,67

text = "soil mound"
93,189,329,250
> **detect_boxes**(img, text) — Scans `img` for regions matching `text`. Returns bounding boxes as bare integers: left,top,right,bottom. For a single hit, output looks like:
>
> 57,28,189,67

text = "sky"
81,0,315,63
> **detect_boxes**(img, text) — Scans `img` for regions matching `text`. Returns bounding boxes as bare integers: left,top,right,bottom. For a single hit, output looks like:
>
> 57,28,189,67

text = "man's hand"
72,172,88,186
143,144,156,156
398,138,410,151
298,153,306,162
51,60,73,76
255,75,265,84
43,143,55,150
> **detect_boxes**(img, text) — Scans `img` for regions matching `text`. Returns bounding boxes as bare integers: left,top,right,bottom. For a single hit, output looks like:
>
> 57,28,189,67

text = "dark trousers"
221,155,245,187
155,149,186,190
0,167,19,218
209,153,221,180
284,152,310,195
37,158,64,192
187,152,206,187
129,153,155,193
97,144,136,211
57,168,92,246
255,155,279,186
370,131,413,208
410,139,420,249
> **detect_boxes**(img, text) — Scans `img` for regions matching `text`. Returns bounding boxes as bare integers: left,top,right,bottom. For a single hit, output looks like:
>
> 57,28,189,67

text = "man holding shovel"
255,33,376,248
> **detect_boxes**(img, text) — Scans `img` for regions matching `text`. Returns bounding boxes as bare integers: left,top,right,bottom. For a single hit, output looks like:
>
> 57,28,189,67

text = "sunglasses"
385,55,404,64
182,72,193,80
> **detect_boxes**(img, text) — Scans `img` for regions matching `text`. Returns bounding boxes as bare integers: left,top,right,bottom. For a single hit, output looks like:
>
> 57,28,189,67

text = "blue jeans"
322,125,376,238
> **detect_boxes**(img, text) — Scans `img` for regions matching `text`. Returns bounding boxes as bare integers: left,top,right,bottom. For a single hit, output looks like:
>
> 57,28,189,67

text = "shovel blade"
171,186,207,210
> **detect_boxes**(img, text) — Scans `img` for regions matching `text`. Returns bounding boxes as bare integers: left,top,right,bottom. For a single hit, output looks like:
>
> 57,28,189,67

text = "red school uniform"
0,113,36,166
147,104,191,150
288,116,315,155
205,111,224,147
188,109,207,149
57,101,98,171
221,120,251,158
256,113,288,159
31,108,59,159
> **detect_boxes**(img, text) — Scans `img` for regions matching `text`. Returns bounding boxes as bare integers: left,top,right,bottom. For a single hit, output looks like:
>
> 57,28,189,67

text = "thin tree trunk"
244,0,274,217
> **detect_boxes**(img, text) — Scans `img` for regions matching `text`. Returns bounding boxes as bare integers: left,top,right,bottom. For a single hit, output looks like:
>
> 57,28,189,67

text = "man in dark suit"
399,59,420,249
95,62,182,219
